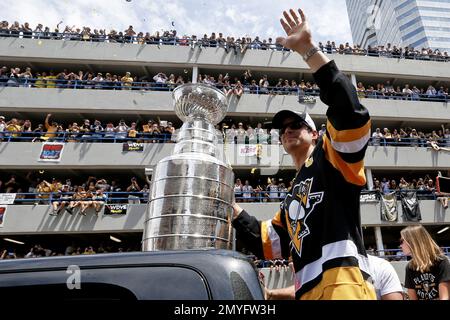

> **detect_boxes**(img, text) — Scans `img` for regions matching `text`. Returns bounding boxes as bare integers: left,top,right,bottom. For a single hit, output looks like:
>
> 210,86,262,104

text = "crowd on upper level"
0,172,446,206
1,114,449,147
0,114,176,143
1,65,449,103
1,20,449,62
1,243,137,260
233,173,447,202
0,173,151,214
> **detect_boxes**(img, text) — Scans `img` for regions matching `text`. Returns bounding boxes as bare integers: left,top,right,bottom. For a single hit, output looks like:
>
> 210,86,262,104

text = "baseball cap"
272,110,317,131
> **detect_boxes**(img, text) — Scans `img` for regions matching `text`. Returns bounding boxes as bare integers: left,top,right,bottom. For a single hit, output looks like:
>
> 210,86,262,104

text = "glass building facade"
346,0,450,52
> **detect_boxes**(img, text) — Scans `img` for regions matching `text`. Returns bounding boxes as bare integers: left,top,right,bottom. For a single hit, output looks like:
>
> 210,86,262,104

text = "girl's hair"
400,225,444,273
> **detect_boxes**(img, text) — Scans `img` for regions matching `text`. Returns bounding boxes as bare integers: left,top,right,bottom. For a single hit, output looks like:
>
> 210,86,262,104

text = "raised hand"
276,9,313,55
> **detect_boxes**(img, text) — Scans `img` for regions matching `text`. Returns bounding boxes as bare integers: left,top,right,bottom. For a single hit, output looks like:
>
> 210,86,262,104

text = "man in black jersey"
232,8,376,300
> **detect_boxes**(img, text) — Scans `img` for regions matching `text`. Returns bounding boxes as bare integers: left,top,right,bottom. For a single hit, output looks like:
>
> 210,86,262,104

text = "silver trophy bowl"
172,83,229,125
142,84,234,251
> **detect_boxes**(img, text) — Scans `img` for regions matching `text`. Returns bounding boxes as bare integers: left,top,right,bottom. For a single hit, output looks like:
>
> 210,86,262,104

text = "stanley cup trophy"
142,84,234,251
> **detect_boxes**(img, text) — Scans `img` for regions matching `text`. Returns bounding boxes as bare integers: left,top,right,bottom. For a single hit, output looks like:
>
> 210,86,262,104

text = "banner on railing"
38,142,65,162
360,192,378,203
298,95,317,104
401,191,422,222
437,176,450,194
0,193,16,205
380,191,398,222
104,204,127,215
238,144,262,157
122,142,144,152
0,206,6,227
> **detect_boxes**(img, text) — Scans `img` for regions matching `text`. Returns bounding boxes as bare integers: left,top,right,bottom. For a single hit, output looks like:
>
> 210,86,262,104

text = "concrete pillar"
366,168,374,190
192,66,198,84
351,73,357,88
374,226,384,256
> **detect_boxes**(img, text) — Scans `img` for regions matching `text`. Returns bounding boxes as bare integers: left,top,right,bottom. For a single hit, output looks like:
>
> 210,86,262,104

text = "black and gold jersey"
233,60,376,300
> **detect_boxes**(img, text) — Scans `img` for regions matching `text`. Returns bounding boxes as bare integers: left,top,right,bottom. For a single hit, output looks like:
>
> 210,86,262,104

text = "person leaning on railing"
5,118,21,141
36,180,52,204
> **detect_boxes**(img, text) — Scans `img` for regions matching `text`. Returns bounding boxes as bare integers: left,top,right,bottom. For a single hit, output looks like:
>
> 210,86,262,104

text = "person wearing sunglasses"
400,225,450,300
232,7,375,300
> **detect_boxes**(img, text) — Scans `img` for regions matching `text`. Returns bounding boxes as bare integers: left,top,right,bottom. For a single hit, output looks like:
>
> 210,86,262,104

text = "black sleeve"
313,60,371,183
232,210,264,258
313,60,370,132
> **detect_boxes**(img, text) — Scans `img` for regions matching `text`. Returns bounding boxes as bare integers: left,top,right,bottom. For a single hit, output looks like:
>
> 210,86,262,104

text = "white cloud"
0,0,353,44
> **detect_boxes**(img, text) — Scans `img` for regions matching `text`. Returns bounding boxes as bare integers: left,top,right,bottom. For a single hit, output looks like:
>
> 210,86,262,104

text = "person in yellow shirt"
142,120,154,143
5,118,22,141
128,122,138,140
43,113,59,141
34,72,47,88
50,178,63,193
44,71,57,88
121,72,134,90
36,180,53,204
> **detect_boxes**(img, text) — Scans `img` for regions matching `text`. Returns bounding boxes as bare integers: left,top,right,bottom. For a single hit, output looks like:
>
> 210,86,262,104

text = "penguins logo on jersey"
283,178,324,256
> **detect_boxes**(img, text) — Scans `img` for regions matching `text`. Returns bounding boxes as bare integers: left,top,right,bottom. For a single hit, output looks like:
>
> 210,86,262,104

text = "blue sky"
1,0,353,44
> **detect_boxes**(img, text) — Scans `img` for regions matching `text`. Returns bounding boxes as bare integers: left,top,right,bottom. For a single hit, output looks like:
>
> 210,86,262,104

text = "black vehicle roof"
0,249,263,300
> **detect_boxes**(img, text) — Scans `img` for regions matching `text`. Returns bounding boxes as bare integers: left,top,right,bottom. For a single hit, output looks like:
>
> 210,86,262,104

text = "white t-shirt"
368,254,403,300
242,185,253,198
267,184,279,199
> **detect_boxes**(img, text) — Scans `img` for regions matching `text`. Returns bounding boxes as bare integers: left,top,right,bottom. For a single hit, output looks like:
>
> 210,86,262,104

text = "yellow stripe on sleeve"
322,135,366,186
327,120,371,143
271,210,283,228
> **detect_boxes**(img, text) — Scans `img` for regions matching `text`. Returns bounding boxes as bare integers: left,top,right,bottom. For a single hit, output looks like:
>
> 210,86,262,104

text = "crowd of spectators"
0,113,176,143
0,173,151,215
1,173,444,206
371,175,437,194
232,174,448,203
318,41,449,61
1,20,449,62
1,243,137,260
0,65,320,98
357,81,449,102
370,126,450,147
0,66,187,91
1,114,449,148
217,122,450,147
1,65,449,102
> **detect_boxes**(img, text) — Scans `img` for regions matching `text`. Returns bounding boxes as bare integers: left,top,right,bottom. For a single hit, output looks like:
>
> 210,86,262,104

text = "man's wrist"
299,44,321,62
232,205,244,219
296,42,316,56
